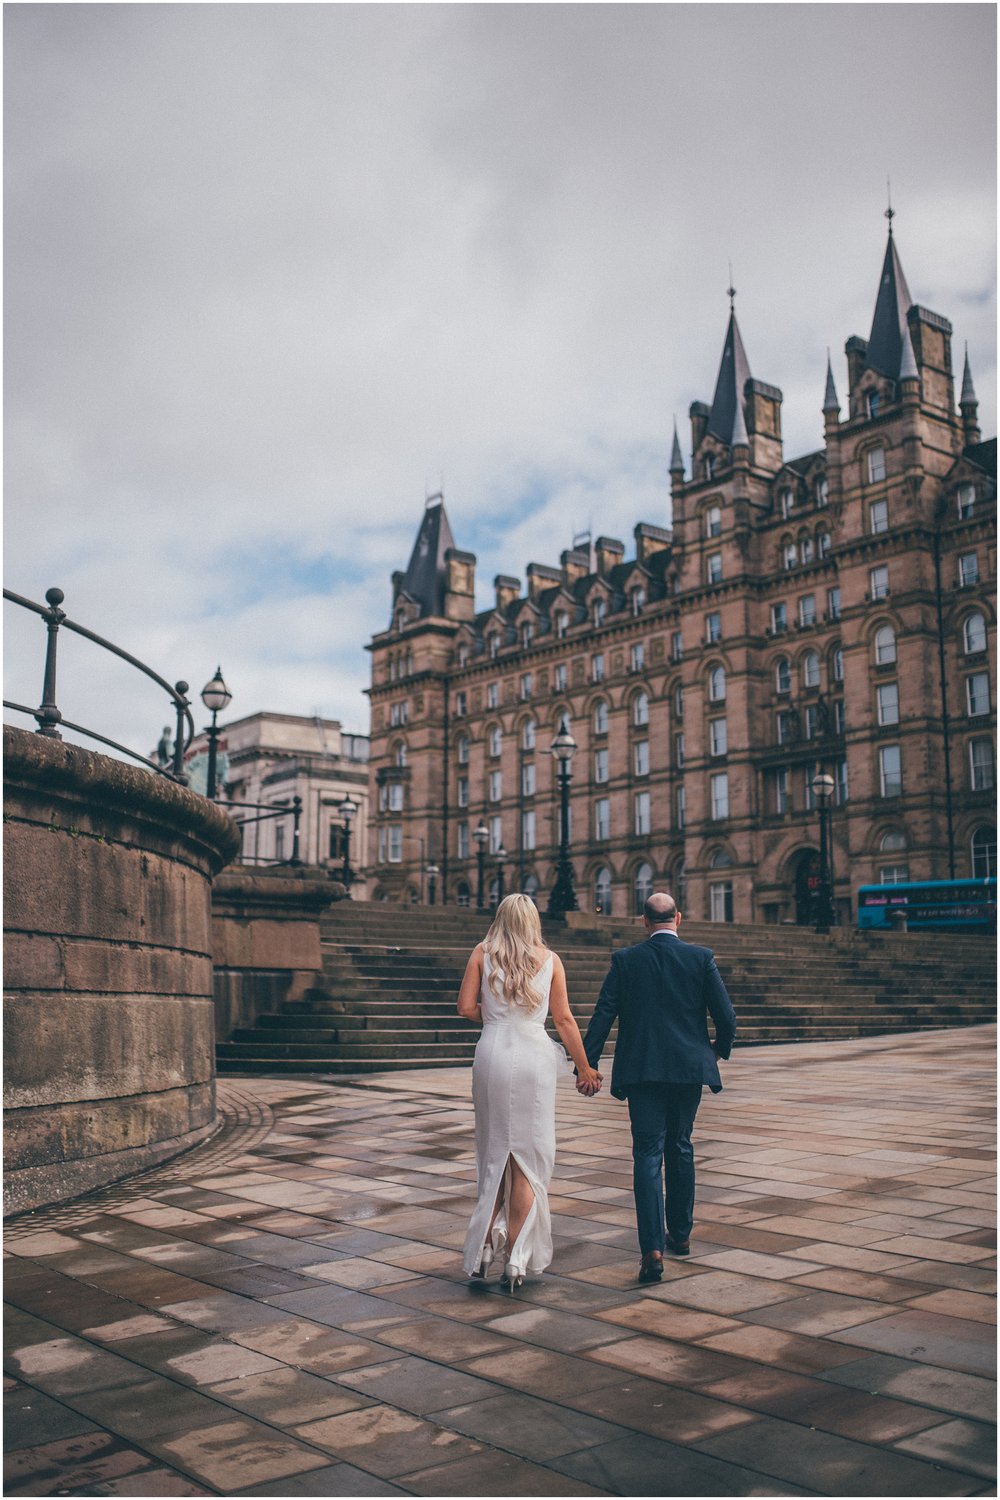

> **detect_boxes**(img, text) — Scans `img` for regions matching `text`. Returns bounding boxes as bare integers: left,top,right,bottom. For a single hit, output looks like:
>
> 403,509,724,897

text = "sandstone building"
366,227,996,922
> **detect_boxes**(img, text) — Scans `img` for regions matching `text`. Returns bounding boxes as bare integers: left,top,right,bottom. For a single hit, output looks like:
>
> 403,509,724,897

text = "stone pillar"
4,725,242,1215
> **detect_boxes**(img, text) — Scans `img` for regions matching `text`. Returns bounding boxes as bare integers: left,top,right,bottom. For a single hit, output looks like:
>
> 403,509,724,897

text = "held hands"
576,1066,603,1097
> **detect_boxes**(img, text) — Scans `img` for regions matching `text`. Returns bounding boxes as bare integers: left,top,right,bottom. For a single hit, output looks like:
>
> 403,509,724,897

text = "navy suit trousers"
627,1083,703,1252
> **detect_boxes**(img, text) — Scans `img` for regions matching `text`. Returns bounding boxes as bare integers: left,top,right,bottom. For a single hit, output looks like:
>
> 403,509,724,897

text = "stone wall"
3,726,241,1215
212,867,342,1041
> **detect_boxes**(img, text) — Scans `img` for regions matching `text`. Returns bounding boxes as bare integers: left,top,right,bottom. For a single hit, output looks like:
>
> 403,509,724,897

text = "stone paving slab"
4,1027,995,1496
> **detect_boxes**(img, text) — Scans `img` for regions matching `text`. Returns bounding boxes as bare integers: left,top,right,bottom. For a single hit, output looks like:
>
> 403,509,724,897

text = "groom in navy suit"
579,891,736,1283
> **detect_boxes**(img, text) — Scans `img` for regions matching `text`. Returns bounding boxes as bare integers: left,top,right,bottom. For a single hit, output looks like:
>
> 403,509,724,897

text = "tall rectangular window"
970,738,995,791
489,770,502,802
706,611,721,644
674,733,685,768
457,776,469,808
521,761,536,797
798,594,816,627
835,759,849,805
489,815,503,854
388,782,404,812
707,552,723,585
671,631,683,662
388,825,403,862
378,827,386,863
487,682,499,709
521,810,536,850
804,705,819,739
594,747,609,784
675,785,686,829
630,641,645,672
634,740,649,777
634,791,651,836
774,767,790,814
967,673,991,716
706,504,722,537
710,772,729,819
870,565,889,600
869,499,889,534
959,553,980,587
595,798,610,841
709,718,727,757
770,602,787,633
879,745,902,797
592,653,605,683
520,673,533,700
867,447,886,483
709,882,733,923
957,483,976,519
877,682,899,726
827,587,841,621
554,663,567,692
457,821,469,859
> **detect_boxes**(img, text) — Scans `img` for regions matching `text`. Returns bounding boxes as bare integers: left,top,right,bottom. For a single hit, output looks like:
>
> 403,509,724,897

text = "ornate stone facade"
367,230,996,922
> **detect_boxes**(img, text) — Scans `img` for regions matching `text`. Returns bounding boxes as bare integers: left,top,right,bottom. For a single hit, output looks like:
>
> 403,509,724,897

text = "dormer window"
395,611,406,632
631,587,646,616
458,644,469,668
866,390,880,419
705,454,716,480
489,633,500,659
521,622,534,648
705,505,722,538
555,612,568,639
957,484,976,520
779,489,794,519
816,477,829,508
593,598,606,627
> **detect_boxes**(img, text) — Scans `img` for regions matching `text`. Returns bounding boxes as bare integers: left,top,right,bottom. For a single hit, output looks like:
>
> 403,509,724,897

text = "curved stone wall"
3,726,242,1215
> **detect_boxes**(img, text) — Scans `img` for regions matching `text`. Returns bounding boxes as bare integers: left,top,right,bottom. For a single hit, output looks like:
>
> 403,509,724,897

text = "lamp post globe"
473,820,490,910
547,717,579,918
200,667,232,800
338,794,359,891
810,769,836,933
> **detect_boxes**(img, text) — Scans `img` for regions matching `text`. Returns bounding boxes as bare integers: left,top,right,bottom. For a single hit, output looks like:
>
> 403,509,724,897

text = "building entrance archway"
793,848,820,926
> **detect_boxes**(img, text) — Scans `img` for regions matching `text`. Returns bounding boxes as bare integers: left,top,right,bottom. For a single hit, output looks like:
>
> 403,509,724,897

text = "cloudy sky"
5,4,996,757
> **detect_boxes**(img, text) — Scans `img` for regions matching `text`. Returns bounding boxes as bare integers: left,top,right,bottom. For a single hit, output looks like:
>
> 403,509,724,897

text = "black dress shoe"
666,1236,690,1256
638,1251,664,1283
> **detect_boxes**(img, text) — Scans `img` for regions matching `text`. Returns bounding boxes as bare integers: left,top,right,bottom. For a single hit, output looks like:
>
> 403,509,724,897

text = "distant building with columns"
366,225,995,922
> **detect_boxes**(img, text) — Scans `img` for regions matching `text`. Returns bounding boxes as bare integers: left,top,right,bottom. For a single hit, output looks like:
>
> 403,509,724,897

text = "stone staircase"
215,902,997,1074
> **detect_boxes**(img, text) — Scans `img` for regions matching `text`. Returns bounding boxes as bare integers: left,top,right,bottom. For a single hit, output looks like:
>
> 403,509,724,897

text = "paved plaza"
4,1026,996,1497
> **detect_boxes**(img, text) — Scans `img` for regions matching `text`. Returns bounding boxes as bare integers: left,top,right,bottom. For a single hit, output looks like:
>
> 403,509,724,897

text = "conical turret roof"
707,309,752,445
823,352,840,413
670,420,684,474
867,233,914,380
961,346,978,407
398,497,456,619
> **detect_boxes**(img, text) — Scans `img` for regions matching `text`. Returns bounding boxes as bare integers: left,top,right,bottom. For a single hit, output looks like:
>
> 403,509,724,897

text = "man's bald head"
644,892,678,928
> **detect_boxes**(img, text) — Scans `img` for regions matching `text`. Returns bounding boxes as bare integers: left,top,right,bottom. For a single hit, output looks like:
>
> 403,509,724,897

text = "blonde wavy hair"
483,894,548,1010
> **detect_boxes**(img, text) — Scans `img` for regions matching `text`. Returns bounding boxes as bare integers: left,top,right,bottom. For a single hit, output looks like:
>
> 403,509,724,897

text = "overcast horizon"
5,3,996,757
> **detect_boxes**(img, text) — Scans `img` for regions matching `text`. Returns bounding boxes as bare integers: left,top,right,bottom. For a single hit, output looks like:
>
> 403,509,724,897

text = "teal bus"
857,878,997,932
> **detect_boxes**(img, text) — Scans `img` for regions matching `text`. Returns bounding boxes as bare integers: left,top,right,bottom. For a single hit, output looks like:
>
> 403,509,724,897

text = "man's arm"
581,953,622,1071
704,953,736,1059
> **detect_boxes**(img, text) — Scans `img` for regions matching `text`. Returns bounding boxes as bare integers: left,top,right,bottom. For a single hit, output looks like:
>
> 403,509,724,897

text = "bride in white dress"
458,894,603,1287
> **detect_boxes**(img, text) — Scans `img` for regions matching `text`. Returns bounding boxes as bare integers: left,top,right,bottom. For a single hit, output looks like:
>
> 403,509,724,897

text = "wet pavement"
4,1026,995,1497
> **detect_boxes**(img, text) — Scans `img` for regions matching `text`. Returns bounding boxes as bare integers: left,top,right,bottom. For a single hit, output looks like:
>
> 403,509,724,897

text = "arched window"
875,625,896,666
708,666,726,703
782,538,797,570
594,866,612,914
710,849,733,869
488,725,502,757
972,826,996,879
799,533,814,565
634,862,654,914
816,477,829,508
802,650,821,689
775,657,791,694
593,700,609,734
880,830,907,853
394,741,408,768
521,717,536,751
831,645,844,683
633,691,649,728
456,734,470,765
963,613,987,654
817,530,831,559
867,445,886,483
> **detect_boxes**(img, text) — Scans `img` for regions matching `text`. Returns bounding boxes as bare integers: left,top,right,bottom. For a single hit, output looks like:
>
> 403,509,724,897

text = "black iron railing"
4,586,195,783
228,798,303,866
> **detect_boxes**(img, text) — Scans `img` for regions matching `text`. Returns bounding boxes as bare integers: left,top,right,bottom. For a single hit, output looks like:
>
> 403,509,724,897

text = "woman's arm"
548,955,602,1092
456,943,484,1023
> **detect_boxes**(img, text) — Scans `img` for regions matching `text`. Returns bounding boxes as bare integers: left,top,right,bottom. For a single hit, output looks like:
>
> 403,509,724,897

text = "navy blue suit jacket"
582,932,737,1100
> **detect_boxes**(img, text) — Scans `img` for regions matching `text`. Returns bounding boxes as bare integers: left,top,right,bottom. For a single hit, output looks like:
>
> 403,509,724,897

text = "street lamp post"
426,863,440,905
494,847,507,907
547,717,578,918
811,768,836,933
473,821,490,910
338,794,359,891
200,667,232,800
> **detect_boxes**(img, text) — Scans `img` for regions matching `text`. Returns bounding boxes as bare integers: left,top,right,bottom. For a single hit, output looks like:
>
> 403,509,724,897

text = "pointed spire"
670,419,684,475
961,344,978,407
899,319,919,384
866,230,914,380
823,349,840,413
707,285,753,445
731,387,749,448
398,494,456,619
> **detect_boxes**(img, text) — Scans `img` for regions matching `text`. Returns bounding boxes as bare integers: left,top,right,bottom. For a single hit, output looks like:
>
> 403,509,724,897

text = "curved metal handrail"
3,586,195,782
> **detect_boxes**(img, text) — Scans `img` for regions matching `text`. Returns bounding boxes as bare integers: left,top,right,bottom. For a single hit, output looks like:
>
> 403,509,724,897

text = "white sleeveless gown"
462,950,558,1280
